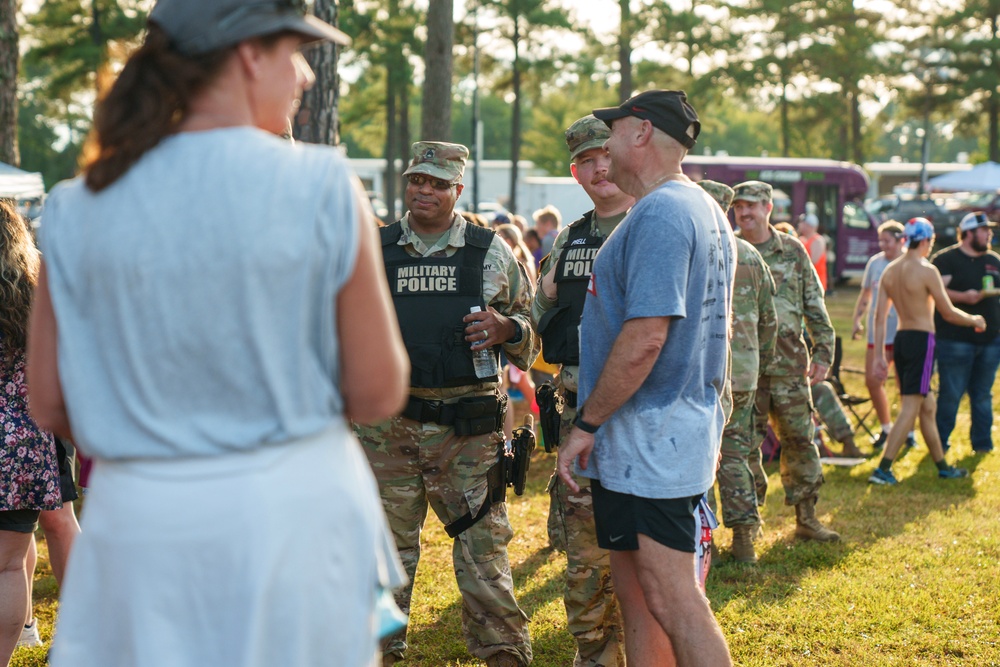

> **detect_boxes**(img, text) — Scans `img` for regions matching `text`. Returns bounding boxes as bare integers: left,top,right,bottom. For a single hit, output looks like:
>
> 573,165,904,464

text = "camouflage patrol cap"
698,180,735,211
565,115,610,161
732,180,773,204
403,141,469,183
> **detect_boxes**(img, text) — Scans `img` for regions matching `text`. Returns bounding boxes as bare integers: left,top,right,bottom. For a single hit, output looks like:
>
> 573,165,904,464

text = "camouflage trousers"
751,374,825,506
716,390,761,527
546,404,625,667
811,380,853,444
355,416,532,665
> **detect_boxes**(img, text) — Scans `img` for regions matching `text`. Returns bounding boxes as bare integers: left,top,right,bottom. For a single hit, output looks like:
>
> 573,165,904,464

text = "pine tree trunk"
850,89,863,164
421,0,453,140
292,0,341,146
509,16,520,214
0,0,20,166
991,11,1000,163
385,74,398,222
618,0,631,103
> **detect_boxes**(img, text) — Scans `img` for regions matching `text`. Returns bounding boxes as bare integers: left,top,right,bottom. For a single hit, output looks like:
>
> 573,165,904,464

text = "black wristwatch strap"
572,406,600,434
509,319,523,344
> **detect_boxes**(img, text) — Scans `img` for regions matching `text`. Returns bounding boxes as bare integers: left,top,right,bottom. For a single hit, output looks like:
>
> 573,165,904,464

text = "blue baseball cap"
904,217,935,244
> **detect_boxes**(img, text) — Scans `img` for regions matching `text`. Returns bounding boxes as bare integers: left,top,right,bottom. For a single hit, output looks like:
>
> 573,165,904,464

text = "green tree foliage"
23,0,147,101
477,0,572,213
520,77,617,175
936,0,1000,161
340,0,422,216
719,0,819,156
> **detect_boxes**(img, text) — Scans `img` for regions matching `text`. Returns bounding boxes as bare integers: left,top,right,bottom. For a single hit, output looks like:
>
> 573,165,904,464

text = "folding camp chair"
827,336,877,441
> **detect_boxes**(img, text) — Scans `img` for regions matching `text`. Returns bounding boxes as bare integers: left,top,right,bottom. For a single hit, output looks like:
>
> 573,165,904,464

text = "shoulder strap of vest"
380,221,403,247
464,222,496,250
567,210,594,230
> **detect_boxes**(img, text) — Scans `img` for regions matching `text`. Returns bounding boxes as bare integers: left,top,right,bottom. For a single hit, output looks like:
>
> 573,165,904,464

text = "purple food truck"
682,156,880,284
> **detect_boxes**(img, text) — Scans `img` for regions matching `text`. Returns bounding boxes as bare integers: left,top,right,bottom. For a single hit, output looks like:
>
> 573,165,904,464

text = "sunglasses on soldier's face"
406,174,455,191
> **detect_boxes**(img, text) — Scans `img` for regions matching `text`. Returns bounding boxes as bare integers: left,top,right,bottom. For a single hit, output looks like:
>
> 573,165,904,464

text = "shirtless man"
869,217,983,486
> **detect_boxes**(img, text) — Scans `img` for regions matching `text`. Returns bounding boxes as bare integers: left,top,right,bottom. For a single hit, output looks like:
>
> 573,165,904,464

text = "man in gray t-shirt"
557,90,735,667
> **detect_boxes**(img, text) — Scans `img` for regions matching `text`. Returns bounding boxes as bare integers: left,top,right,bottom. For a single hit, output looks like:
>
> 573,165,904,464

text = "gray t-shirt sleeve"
623,196,691,321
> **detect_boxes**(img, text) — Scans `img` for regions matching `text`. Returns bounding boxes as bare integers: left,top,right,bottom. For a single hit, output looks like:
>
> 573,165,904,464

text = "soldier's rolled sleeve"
486,238,541,371
801,257,835,368
530,227,571,326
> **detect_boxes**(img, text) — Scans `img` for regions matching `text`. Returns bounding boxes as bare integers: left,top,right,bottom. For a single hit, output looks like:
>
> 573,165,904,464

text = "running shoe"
17,619,42,648
905,434,917,449
938,466,969,480
868,468,898,485
872,431,887,450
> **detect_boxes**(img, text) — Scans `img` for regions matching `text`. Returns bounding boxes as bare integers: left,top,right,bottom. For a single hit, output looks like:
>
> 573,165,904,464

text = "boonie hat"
149,0,350,56
403,141,469,183
904,217,935,243
958,211,997,232
565,115,610,161
592,90,700,149
732,180,773,204
698,180,735,211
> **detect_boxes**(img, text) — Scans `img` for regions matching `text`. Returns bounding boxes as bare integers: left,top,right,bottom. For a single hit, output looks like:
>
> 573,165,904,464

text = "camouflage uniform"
528,116,625,667
356,142,539,666
716,237,776,527
739,183,835,507
810,380,854,445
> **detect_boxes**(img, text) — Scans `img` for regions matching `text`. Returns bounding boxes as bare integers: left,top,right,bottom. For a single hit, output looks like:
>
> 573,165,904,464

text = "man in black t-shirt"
931,212,1000,453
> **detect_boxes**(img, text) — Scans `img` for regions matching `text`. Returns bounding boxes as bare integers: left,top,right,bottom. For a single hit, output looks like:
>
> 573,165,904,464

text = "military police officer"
356,141,539,667
531,115,633,667
731,180,840,543
699,180,777,563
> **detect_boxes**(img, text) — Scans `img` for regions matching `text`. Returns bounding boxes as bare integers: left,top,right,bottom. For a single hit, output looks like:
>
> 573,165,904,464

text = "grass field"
12,286,1000,667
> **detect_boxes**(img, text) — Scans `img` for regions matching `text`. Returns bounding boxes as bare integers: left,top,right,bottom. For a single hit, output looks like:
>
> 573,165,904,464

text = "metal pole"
471,1,480,212
918,80,930,196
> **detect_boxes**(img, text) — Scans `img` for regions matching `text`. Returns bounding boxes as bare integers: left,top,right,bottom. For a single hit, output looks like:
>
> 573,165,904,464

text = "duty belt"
402,396,460,425
400,394,505,437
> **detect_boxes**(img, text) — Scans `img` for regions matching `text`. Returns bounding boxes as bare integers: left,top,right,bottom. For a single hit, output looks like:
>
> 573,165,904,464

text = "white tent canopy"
0,161,45,199
929,161,1000,193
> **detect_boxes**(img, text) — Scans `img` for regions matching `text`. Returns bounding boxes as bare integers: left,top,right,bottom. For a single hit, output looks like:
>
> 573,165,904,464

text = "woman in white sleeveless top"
26,2,409,666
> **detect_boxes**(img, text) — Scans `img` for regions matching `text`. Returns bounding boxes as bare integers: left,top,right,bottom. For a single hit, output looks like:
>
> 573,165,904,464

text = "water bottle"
469,306,499,379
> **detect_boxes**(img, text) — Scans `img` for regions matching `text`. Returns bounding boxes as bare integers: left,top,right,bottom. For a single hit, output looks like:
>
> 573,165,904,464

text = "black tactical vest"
381,221,500,387
536,211,603,365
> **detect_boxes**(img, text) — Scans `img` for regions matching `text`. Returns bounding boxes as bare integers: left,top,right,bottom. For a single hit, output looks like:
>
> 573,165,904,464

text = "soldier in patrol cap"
731,180,840,543
355,141,539,667
699,180,777,564
531,114,633,667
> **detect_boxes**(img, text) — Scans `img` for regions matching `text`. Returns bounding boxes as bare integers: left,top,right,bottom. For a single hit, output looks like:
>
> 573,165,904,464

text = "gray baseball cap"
149,0,351,56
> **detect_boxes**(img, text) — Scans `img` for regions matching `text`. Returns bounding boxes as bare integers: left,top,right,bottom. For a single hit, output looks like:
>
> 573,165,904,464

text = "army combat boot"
794,496,840,542
730,525,758,563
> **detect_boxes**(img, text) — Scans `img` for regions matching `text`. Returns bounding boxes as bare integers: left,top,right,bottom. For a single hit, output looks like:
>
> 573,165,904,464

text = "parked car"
870,196,955,245
945,191,1000,224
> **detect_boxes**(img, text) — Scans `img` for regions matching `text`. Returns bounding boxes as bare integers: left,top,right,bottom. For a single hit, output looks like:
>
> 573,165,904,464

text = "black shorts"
592,480,700,553
894,330,935,396
0,508,40,533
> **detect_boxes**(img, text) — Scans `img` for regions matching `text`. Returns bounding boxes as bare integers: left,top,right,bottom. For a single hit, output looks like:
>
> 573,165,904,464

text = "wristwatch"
509,319,523,344
572,406,600,434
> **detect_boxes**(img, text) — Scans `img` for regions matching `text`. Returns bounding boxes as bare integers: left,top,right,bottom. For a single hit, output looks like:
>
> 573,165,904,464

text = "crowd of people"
1,2,996,667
